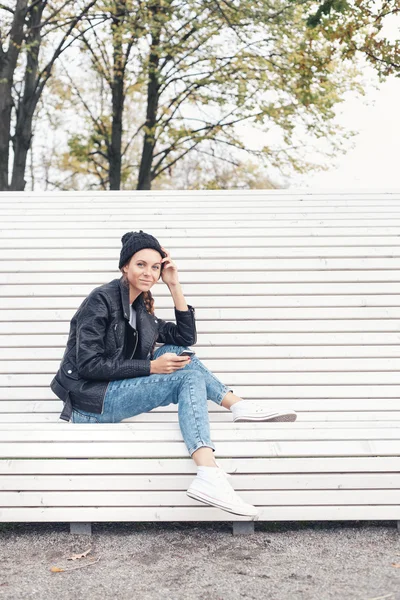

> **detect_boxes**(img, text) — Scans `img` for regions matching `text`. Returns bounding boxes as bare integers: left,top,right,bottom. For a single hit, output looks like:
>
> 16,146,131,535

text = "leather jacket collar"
119,276,147,321
118,276,158,356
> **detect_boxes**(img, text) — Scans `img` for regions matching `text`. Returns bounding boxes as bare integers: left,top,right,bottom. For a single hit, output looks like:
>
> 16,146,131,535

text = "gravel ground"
1,521,399,600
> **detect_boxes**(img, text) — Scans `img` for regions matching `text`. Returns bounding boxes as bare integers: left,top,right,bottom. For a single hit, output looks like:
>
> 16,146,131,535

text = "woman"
50,230,297,519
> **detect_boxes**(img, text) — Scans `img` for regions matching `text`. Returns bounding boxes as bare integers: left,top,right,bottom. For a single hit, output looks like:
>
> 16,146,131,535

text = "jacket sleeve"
156,305,197,346
76,289,151,380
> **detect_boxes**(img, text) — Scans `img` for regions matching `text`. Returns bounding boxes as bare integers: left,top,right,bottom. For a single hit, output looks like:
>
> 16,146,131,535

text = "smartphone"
178,350,195,357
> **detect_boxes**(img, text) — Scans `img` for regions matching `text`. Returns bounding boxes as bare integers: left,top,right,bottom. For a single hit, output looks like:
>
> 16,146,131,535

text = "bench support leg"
397,521,400,533
232,521,255,536
70,522,92,535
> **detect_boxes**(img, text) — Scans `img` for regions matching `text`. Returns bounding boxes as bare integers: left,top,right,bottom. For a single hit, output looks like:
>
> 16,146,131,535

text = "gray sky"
291,74,400,190
239,14,399,191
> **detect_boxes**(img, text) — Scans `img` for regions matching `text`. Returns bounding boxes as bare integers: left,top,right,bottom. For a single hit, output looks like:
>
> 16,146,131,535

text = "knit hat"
118,230,167,271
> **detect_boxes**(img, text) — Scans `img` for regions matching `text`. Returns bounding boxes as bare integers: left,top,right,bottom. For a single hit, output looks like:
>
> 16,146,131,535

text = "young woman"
50,230,297,519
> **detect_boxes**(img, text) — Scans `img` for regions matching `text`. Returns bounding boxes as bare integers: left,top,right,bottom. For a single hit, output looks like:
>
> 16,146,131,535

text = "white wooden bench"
1,190,400,536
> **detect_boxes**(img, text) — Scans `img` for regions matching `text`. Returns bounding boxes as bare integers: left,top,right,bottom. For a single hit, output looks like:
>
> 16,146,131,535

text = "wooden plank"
1,421,398,430
6,257,400,271
1,188,399,197
4,358,400,377
1,199,400,210
1,412,400,423
6,248,400,261
1,489,400,507
3,282,400,296
3,295,400,310
0,505,399,522
1,399,400,411
4,219,400,229
2,199,400,208
4,332,400,348
4,372,400,388
2,473,400,491
4,307,400,323
5,317,400,335
0,440,399,458
1,428,399,442
2,233,400,248
1,456,398,475
4,346,400,361
1,196,400,207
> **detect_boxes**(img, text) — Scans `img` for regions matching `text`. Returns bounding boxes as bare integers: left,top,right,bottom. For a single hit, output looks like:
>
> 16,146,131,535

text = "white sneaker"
186,465,260,519
231,400,297,423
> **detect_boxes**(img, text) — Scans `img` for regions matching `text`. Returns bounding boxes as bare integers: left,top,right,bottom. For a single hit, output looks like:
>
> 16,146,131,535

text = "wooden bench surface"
1,190,400,526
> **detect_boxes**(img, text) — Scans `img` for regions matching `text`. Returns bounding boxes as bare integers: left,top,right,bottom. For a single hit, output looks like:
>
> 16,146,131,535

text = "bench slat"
1,428,399,441
1,505,399,522
2,233,400,248
1,412,399,422
0,440,399,458
1,490,400,507
2,473,400,491
1,456,397,474
1,399,399,410
2,295,400,310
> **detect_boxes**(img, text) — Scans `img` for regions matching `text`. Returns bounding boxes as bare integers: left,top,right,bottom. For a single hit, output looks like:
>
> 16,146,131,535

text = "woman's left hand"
160,246,180,286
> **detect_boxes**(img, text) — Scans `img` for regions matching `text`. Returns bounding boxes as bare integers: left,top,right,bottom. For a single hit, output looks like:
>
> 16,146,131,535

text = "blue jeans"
71,344,233,456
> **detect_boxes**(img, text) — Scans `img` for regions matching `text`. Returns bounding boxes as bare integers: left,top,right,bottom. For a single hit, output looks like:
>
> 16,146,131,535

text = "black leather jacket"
50,276,197,422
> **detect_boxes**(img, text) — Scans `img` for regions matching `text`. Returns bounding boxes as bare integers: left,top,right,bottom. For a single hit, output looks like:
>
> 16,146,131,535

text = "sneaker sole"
186,489,260,519
233,412,297,423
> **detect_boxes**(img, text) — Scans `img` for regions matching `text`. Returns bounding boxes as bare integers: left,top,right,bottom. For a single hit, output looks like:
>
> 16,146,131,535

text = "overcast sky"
284,14,399,191
235,12,399,192
289,74,400,191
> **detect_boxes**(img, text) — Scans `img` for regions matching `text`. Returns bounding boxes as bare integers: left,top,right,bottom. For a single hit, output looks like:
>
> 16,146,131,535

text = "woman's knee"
178,369,206,393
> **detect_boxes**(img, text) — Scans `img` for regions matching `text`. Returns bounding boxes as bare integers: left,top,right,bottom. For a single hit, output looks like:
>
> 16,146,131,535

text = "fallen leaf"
50,558,100,573
391,563,400,568
68,547,92,561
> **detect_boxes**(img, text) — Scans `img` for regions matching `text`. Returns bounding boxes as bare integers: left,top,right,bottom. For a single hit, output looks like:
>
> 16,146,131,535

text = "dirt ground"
1,520,400,600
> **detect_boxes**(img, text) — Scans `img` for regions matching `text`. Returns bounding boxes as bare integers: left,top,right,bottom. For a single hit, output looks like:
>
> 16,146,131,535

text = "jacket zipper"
129,329,138,360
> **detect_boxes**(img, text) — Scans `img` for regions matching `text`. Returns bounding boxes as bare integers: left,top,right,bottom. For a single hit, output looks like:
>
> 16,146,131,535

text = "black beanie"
119,230,167,271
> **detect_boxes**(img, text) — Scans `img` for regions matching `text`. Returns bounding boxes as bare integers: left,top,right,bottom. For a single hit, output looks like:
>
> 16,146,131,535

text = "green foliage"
307,0,350,28
43,0,399,190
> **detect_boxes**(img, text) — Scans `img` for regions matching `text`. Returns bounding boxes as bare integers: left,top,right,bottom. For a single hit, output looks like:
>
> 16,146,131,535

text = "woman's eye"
138,263,159,269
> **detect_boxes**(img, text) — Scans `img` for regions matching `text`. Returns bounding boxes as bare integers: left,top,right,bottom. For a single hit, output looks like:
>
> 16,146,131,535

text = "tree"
0,0,99,191
151,153,281,190
47,0,399,191
306,0,399,78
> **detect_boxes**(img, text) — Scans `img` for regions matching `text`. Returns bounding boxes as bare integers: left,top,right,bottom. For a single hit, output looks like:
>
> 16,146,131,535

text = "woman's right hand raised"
150,352,191,374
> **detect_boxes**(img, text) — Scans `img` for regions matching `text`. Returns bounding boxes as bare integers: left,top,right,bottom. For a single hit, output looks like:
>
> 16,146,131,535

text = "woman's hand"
160,246,180,286
150,352,191,374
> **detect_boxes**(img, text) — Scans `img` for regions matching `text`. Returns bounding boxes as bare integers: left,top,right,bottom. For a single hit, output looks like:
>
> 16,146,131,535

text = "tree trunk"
10,1,46,191
109,77,124,190
108,1,126,190
0,0,28,191
137,4,162,191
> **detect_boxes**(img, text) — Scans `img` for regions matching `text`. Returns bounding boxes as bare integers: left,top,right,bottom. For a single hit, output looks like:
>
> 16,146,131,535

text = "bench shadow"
0,520,397,537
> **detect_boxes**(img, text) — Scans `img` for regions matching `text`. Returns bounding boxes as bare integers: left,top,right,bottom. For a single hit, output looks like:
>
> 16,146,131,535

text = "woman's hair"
120,260,155,315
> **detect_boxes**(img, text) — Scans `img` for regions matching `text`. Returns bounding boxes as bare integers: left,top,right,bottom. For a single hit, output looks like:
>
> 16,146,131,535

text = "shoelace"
215,461,233,479
233,402,277,415
213,471,251,505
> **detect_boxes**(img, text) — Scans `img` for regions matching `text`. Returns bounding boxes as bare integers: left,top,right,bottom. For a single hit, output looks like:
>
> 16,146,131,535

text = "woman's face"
122,248,163,297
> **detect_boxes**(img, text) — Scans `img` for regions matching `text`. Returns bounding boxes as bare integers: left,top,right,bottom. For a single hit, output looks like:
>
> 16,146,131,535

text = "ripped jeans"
71,344,233,457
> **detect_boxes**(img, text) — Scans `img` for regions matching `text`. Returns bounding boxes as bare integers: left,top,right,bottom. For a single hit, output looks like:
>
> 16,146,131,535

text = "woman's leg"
152,344,240,409
72,367,217,465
